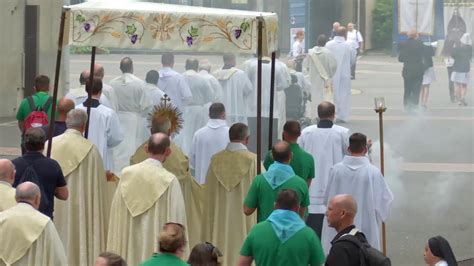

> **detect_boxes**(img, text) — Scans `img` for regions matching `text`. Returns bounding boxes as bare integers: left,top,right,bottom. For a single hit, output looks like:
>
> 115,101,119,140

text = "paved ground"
1,53,472,265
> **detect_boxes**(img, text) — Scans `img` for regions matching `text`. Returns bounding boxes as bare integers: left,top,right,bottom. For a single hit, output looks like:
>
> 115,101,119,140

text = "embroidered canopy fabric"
64,1,279,54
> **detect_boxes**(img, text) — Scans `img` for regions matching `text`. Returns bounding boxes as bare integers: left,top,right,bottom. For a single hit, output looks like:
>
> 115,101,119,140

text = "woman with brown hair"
140,223,188,266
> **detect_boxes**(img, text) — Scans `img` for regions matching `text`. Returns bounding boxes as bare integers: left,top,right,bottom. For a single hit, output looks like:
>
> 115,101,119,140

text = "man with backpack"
325,194,391,266
16,75,55,154
12,127,68,219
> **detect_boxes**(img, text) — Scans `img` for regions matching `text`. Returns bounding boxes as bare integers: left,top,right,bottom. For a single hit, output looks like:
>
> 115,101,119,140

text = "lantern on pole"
374,97,387,255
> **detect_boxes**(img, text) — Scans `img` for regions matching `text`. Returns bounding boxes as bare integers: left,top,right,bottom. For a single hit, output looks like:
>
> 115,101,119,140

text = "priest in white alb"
199,59,223,102
304,34,338,117
107,133,188,266
48,109,111,266
322,133,393,253
213,54,253,125
0,159,16,211
244,53,291,136
190,103,229,184
65,69,114,109
94,64,119,112
158,53,192,110
109,57,152,172
76,78,124,172
203,123,257,266
325,27,356,122
298,101,349,238
177,58,215,155
0,182,67,266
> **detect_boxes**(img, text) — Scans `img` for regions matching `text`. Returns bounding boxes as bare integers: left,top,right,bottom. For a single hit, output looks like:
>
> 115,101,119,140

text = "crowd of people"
399,29,472,110
0,21,465,266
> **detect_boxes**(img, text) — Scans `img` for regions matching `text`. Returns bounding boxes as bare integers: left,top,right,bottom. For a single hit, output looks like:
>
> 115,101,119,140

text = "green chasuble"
263,143,315,182
244,175,310,222
140,253,189,266
240,221,325,266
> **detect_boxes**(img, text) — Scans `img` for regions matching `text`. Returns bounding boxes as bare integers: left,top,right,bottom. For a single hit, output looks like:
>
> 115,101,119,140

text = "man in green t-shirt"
16,75,54,154
244,140,310,222
238,189,325,266
263,120,315,187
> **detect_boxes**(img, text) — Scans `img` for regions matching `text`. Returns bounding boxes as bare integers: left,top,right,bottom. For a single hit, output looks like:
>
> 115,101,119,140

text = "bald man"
94,63,119,111
0,182,67,265
107,133,187,266
41,97,75,137
0,159,16,211
244,140,310,223
109,57,152,173
325,195,367,266
65,69,114,109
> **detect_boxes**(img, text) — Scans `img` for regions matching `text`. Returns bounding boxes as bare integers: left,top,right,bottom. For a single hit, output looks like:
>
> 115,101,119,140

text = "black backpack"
335,228,391,266
16,161,50,215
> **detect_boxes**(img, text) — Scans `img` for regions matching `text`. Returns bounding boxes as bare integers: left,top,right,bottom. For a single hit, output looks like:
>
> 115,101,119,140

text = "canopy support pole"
84,46,97,139
268,51,276,150
47,8,67,157
256,17,264,174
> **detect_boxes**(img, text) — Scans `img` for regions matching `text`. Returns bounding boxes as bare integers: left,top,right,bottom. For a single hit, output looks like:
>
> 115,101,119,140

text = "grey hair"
66,109,88,129
16,181,41,202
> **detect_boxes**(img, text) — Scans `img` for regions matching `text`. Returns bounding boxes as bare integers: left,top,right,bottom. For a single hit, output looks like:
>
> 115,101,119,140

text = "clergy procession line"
0,26,462,266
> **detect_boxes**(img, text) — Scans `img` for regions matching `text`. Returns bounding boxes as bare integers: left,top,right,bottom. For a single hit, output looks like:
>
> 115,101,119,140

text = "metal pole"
268,51,276,150
377,108,387,255
84,46,97,139
256,17,263,174
46,9,67,157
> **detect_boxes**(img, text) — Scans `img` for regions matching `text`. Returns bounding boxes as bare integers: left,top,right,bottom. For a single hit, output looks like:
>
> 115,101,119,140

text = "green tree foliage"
372,0,393,50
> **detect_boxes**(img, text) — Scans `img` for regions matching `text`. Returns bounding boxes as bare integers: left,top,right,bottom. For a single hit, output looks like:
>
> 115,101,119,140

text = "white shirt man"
325,27,356,122
198,60,223,102
189,103,229,184
346,23,364,51
76,78,124,171
244,57,291,136
321,133,393,253
158,53,192,110
109,57,152,173
213,54,253,125
298,102,349,236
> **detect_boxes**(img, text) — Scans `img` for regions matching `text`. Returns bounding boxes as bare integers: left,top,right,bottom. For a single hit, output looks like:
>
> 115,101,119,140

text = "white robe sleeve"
373,172,394,222
107,112,124,148
179,76,193,106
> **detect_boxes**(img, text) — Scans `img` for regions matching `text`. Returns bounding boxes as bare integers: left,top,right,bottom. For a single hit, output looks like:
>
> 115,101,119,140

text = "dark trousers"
306,213,325,239
351,48,360,78
447,66,455,102
403,75,423,109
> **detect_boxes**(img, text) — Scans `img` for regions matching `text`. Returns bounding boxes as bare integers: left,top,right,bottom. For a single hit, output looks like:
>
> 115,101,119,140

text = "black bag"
16,161,50,215
335,228,391,266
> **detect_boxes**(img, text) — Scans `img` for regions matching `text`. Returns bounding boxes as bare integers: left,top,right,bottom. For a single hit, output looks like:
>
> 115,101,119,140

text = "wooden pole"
256,17,263,174
376,107,387,255
268,51,276,150
46,9,67,157
84,46,97,139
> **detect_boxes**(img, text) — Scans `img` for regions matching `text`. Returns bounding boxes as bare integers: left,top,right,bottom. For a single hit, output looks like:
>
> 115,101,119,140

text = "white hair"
16,182,41,201
199,59,211,72
66,109,88,128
